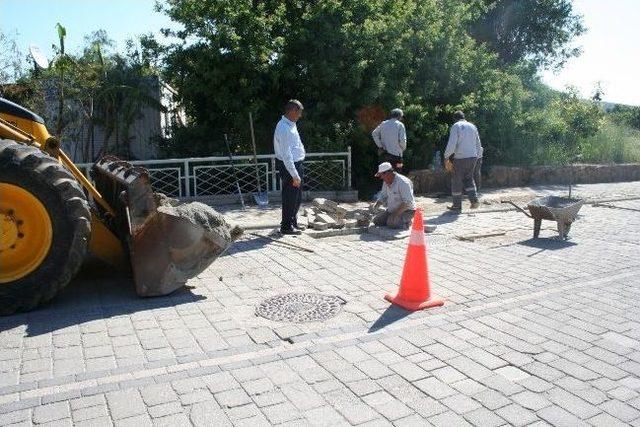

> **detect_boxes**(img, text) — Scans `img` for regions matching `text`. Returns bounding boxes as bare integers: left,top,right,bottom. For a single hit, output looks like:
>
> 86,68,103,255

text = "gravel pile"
155,194,244,245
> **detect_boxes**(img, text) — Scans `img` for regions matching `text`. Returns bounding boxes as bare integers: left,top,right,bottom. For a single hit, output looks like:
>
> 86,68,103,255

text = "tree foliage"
609,105,640,130
0,30,23,86
519,87,605,165
470,0,585,69
4,2,604,194
4,29,164,161
150,0,594,193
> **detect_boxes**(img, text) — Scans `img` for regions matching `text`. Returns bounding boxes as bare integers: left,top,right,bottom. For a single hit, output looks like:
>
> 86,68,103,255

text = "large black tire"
0,139,91,315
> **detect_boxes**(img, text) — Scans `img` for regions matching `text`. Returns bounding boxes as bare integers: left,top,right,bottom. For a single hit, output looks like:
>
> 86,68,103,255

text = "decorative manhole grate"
256,293,346,323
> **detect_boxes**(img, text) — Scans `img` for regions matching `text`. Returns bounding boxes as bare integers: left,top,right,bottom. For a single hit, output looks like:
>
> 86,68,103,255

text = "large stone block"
485,166,530,187
410,163,640,194
312,198,339,213
407,170,449,194
315,213,337,224
309,222,329,231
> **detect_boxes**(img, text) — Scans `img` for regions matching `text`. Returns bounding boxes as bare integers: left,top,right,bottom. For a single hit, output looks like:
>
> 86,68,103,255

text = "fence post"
271,157,277,192
347,146,352,190
183,160,190,197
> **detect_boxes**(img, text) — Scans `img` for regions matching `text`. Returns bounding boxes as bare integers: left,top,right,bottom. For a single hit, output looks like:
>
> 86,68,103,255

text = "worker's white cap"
375,162,394,177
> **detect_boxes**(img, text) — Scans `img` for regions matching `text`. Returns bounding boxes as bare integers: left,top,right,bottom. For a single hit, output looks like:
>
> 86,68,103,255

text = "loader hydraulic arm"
0,116,115,216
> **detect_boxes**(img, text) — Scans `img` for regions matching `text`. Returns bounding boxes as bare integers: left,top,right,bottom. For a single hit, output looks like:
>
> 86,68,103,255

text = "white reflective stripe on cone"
409,229,425,246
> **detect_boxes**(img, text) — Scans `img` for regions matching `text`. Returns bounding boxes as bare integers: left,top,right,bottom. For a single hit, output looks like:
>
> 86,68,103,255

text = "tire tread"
0,140,91,315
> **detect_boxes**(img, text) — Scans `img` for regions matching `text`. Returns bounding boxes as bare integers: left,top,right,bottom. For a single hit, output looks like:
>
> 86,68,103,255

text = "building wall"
44,76,184,163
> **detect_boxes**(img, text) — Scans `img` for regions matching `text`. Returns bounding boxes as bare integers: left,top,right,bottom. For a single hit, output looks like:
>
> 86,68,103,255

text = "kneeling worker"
372,162,416,229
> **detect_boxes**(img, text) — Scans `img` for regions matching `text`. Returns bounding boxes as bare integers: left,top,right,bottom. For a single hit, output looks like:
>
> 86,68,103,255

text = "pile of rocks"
304,198,376,231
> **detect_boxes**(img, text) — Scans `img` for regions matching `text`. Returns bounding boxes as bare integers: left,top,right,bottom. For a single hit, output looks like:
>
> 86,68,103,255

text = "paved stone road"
217,181,640,229
1,183,640,426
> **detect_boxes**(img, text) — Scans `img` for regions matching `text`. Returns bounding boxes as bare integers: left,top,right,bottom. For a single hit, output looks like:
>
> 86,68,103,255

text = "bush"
609,105,640,130
580,121,640,164
500,88,605,166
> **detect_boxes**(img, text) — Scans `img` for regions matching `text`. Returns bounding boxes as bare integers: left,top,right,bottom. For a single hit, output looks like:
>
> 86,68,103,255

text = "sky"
540,0,639,106
1,0,638,106
0,0,179,60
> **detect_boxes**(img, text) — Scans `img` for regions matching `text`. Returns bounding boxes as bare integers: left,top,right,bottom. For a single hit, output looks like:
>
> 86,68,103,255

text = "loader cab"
0,98,50,144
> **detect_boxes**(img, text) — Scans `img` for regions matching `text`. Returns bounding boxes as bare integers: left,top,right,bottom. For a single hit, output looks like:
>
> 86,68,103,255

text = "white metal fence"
77,148,352,198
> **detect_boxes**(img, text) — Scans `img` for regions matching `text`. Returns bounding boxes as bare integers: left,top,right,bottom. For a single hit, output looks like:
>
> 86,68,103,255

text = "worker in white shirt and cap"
273,99,306,235
444,110,482,211
372,108,407,171
371,162,416,229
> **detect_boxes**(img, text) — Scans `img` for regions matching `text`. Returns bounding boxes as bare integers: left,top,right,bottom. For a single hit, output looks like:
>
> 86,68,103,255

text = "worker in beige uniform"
371,162,416,229
444,110,482,211
372,108,406,171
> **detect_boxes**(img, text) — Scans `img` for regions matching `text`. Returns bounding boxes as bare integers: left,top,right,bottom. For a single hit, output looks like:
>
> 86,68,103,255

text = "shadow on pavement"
367,226,410,240
518,238,578,249
424,210,462,226
228,230,316,255
517,237,578,257
0,258,206,336
368,305,412,333
358,233,397,243
428,193,451,205
226,235,273,255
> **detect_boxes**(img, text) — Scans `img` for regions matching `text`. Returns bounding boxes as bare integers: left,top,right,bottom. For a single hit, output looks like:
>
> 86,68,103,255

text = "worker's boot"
447,195,462,212
281,227,302,235
469,190,479,209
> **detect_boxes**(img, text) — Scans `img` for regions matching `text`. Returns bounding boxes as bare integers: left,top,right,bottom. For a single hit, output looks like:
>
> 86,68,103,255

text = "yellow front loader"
0,97,241,315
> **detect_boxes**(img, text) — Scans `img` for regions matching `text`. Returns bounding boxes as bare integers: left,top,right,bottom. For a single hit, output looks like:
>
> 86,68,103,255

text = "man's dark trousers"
277,159,304,230
381,152,403,172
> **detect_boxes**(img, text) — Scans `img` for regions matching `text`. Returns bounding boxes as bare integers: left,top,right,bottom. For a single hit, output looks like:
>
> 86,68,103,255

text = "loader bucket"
92,156,243,296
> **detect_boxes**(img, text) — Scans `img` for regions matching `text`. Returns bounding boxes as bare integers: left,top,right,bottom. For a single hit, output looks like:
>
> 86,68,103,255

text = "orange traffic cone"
384,209,444,311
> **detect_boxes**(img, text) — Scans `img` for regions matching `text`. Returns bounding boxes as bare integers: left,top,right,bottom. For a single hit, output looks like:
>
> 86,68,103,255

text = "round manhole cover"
256,293,346,323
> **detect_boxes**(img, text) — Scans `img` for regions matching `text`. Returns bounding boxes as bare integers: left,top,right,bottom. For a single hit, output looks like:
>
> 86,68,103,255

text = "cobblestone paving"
1,184,640,426
217,180,640,228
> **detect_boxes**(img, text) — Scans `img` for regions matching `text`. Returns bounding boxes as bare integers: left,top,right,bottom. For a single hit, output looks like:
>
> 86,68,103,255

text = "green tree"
470,0,585,69
0,30,23,86
155,1,530,189
609,105,640,130
6,27,165,161
150,0,590,194
517,87,604,165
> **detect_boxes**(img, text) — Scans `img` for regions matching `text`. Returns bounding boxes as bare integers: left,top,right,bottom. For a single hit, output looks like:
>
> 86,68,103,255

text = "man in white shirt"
443,110,482,211
372,108,407,171
274,99,306,235
371,162,416,229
